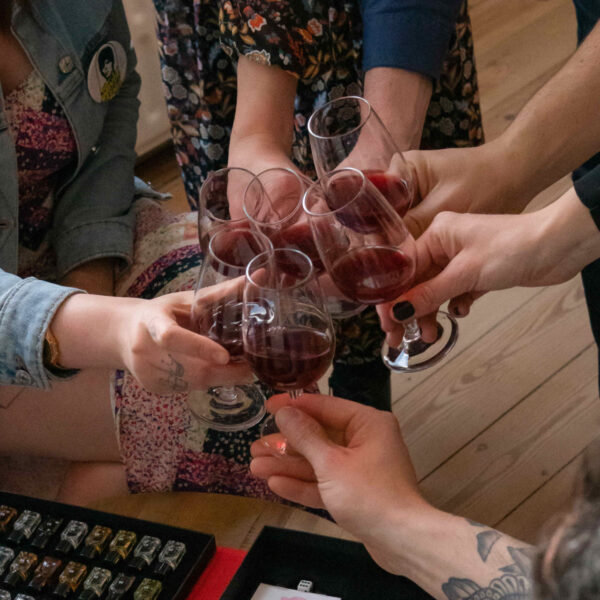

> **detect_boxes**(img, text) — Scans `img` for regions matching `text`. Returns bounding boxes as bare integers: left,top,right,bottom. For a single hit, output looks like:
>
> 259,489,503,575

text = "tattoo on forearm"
466,519,502,562
441,520,534,599
159,354,188,392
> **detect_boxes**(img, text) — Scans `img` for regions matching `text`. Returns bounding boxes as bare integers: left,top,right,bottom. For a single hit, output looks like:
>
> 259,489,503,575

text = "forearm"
59,258,115,296
497,22,600,201
531,185,600,284
378,507,534,600
49,294,135,370
229,56,297,160
364,67,432,150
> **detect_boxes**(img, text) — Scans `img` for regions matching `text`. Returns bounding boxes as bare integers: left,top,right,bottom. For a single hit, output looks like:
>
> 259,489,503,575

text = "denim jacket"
0,0,140,389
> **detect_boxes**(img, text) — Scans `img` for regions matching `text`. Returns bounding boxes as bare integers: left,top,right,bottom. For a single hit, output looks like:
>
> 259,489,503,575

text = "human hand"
52,286,253,395
250,393,429,574
397,140,529,239
227,134,301,219
378,187,600,344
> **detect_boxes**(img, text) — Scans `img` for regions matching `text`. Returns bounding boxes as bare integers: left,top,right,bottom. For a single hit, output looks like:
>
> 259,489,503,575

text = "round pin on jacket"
87,42,127,103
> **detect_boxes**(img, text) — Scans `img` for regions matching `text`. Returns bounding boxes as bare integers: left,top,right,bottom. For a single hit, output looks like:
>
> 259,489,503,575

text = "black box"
221,526,434,599
0,491,215,600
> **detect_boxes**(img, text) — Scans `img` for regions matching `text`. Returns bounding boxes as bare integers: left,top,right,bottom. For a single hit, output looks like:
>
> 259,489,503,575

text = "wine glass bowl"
303,168,417,304
243,248,335,453
198,167,253,252
243,249,334,392
308,95,414,218
243,168,323,271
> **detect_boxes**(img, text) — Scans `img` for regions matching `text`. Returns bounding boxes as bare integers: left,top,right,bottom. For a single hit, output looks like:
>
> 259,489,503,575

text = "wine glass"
308,95,414,218
243,167,361,319
188,226,273,431
198,167,253,252
243,248,335,453
303,167,458,372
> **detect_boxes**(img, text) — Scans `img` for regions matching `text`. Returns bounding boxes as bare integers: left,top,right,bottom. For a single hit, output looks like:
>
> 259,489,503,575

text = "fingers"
250,454,316,482
269,406,336,470
447,291,486,318
266,393,370,434
265,476,325,508
146,312,230,365
138,354,253,395
388,253,476,323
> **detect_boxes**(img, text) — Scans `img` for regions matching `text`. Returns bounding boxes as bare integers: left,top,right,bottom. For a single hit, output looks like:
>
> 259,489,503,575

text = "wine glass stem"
216,386,240,403
402,318,421,345
289,389,303,399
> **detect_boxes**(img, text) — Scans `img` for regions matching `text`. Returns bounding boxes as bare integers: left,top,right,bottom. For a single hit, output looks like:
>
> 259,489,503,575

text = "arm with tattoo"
385,512,535,600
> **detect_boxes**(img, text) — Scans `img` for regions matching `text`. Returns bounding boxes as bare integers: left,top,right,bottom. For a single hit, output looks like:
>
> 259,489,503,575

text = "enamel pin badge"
87,41,127,103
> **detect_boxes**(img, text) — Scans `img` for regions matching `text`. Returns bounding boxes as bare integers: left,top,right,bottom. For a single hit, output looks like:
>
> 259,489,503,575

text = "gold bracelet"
43,325,66,370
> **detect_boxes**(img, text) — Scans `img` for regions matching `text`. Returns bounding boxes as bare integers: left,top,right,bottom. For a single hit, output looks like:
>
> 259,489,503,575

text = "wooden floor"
137,0,595,545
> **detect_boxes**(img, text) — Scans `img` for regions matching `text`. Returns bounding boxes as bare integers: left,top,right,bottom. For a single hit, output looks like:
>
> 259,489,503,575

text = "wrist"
49,294,135,370
536,187,600,280
375,501,456,578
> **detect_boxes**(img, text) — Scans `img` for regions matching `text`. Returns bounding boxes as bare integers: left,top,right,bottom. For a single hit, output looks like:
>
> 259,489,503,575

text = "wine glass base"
382,311,458,373
187,385,266,431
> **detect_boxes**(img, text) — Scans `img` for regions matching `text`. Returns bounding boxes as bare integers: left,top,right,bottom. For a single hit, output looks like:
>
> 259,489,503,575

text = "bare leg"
0,369,119,461
56,461,128,506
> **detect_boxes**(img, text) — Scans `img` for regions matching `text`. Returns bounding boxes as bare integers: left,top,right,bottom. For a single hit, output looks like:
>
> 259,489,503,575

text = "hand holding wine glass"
308,95,414,220
303,168,458,372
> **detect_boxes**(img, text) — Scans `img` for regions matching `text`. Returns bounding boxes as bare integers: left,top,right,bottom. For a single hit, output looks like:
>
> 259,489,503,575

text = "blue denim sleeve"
0,271,82,388
51,0,140,279
361,0,464,79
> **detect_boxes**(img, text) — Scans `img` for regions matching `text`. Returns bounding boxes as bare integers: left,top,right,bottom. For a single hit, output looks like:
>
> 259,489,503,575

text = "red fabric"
188,546,247,600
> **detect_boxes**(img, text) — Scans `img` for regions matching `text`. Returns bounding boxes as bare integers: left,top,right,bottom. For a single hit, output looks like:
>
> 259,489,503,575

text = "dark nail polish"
452,306,462,317
392,301,415,321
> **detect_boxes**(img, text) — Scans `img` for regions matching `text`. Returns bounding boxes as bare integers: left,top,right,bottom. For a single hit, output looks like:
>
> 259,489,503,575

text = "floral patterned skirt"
153,0,484,410
112,199,287,499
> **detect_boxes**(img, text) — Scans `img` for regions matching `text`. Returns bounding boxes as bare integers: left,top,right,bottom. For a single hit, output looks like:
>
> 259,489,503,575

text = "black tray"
221,526,434,599
0,491,215,600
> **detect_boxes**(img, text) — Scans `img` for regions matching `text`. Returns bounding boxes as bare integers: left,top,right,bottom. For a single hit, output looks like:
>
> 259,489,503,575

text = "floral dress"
5,70,77,281
152,0,484,411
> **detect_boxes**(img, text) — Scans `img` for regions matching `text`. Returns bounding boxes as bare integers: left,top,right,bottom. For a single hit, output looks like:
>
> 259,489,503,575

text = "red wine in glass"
244,326,333,391
331,246,414,305
364,169,411,218
207,228,268,274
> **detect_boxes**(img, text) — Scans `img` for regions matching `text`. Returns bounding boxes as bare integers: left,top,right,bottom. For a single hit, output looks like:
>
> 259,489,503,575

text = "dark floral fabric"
153,0,483,407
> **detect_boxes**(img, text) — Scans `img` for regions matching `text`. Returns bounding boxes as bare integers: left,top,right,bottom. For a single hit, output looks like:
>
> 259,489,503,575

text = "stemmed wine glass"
303,168,458,372
243,167,359,319
242,248,335,453
188,226,273,430
308,95,414,218
198,167,253,252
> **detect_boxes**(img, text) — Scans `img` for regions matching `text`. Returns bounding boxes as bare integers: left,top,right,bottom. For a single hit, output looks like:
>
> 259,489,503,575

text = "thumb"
392,256,475,321
276,406,336,470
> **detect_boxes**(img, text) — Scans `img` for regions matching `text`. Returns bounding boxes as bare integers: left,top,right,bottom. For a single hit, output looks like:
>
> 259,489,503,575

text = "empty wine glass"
303,167,458,372
188,226,273,430
243,248,335,454
308,95,414,218
198,167,253,252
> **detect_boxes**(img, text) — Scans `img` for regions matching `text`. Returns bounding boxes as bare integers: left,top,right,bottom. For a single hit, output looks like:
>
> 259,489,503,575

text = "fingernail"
277,406,302,426
452,306,462,317
392,301,415,322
